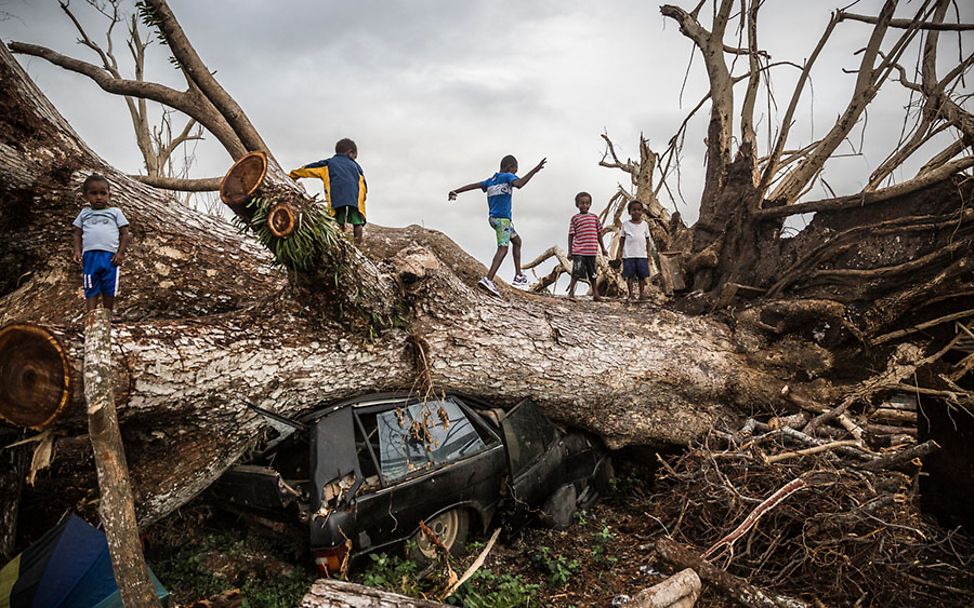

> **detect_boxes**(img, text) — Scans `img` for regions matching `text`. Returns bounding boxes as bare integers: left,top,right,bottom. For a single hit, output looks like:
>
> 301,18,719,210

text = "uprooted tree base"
649,429,974,607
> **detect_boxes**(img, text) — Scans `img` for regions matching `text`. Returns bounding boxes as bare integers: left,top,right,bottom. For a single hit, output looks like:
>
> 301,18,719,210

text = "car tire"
540,483,578,530
594,458,615,495
407,508,470,565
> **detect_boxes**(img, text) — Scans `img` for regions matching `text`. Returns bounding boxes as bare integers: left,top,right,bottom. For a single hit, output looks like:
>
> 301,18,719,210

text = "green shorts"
488,217,518,247
334,206,366,226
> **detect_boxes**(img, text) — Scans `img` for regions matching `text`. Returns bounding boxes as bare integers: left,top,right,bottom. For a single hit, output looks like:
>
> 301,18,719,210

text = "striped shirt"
569,213,602,256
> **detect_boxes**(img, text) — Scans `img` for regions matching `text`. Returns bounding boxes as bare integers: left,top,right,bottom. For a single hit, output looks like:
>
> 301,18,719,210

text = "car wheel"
540,483,578,530
594,458,615,495
408,508,470,564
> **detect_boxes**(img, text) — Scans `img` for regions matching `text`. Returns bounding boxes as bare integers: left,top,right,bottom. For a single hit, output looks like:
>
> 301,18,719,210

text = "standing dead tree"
9,1,211,194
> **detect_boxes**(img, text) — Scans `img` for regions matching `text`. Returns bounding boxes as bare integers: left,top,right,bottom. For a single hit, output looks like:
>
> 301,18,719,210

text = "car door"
352,398,503,553
499,399,565,511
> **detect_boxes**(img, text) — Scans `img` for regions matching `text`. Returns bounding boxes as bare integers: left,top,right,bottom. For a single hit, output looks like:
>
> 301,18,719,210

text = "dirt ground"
20,443,972,607
139,452,742,608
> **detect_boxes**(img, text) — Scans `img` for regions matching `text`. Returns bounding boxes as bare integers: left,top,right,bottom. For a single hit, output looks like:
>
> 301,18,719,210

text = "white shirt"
620,220,653,258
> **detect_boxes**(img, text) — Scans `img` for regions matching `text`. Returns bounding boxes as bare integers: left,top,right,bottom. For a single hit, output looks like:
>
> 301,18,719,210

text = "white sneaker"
477,276,501,297
513,273,529,286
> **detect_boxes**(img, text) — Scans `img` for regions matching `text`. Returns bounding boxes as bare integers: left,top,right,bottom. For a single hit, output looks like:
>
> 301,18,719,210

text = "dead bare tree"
9,0,226,190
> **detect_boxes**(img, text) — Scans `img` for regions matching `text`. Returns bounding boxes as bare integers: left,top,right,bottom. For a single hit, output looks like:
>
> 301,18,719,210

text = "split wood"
83,309,160,608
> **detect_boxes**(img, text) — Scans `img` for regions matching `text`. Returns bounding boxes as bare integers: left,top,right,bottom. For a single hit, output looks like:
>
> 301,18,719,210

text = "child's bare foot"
593,294,602,302
568,295,578,302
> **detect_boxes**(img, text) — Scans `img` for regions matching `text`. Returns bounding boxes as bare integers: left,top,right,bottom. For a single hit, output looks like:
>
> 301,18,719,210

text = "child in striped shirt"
567,191,607,301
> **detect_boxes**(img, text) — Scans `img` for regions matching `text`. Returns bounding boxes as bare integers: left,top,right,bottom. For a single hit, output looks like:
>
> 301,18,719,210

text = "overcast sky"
2,1,971,281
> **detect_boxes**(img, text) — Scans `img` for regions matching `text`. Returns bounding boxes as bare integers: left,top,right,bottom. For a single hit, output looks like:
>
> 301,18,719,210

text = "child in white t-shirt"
614,200,656,302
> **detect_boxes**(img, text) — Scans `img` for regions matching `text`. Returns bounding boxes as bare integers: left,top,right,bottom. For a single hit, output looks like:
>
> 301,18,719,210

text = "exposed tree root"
649,424,974,607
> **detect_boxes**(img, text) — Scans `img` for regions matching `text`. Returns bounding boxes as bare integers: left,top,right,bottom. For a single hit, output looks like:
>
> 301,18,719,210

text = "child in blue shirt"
71,174,131,313
448,154,546,297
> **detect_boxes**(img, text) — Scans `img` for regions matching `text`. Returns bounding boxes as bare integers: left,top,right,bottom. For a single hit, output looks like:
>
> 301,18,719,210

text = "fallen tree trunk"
83,309,159,608
300,579,449,608
656,538,809,608
1,255,794,523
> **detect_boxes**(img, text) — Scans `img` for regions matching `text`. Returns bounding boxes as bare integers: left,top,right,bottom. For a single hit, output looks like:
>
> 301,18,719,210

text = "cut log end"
267,203,297,238
0,324,72,429
220,151,268,208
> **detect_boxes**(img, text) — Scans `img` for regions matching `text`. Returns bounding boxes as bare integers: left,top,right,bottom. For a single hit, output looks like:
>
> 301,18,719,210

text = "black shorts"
622,258,650,280
571,255,597,280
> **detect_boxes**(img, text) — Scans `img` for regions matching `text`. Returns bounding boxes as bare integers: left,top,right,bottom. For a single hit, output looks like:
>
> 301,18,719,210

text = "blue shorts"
622,258,650,280
82,250,119,298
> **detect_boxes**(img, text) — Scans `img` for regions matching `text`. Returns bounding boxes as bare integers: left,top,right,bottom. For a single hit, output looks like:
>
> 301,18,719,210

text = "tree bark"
631,568,701,608
301,579,449,608
83,309,160,607
0,443,27,561
2,254,791,524
0,40,283,326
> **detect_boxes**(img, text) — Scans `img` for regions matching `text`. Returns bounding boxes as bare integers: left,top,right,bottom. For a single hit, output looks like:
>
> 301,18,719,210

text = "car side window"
502,400,559,475
426,399,488,466
353,418,380,481
363,399,489,483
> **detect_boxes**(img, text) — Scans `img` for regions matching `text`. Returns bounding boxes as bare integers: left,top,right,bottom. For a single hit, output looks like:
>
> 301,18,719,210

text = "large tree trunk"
0,40,811,526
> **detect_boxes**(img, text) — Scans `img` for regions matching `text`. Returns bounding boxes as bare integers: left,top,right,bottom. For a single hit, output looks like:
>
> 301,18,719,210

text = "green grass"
148,527,314,608
354,548,542,608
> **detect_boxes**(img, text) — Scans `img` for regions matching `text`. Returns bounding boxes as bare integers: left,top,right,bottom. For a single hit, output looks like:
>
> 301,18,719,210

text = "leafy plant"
531,546,580,587
590,524,619,568
449,569,541,608
150,528,313,608
359,552,422,597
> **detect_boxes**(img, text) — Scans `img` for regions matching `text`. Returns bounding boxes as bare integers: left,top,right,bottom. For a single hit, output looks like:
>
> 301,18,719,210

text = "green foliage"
531,546,580,587
150,529,313,608
355,549,541,608
573,510,589,527
235,196,341,271
590,524,619,567
239,576,315,608
449,569,542,608
359,552,422,597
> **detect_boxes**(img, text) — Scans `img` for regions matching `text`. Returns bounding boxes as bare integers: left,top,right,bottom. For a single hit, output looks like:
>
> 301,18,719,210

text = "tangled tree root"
649,425,974,607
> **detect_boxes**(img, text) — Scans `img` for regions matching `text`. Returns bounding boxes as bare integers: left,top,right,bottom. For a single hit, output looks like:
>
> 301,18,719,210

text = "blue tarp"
0,514,169,608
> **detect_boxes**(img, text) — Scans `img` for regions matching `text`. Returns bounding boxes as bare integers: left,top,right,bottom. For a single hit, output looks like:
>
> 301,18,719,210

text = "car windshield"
372,398,488,483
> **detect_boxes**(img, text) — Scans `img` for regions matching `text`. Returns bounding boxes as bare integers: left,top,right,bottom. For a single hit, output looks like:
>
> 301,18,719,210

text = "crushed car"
209,392,613,575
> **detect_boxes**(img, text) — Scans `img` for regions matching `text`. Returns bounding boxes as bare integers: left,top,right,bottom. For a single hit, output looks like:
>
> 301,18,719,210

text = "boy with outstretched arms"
448,155,546,297
290,138,368,244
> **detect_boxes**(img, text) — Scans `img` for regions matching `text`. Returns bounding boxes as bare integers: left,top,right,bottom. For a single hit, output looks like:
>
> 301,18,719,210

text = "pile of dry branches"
649,417,974,607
